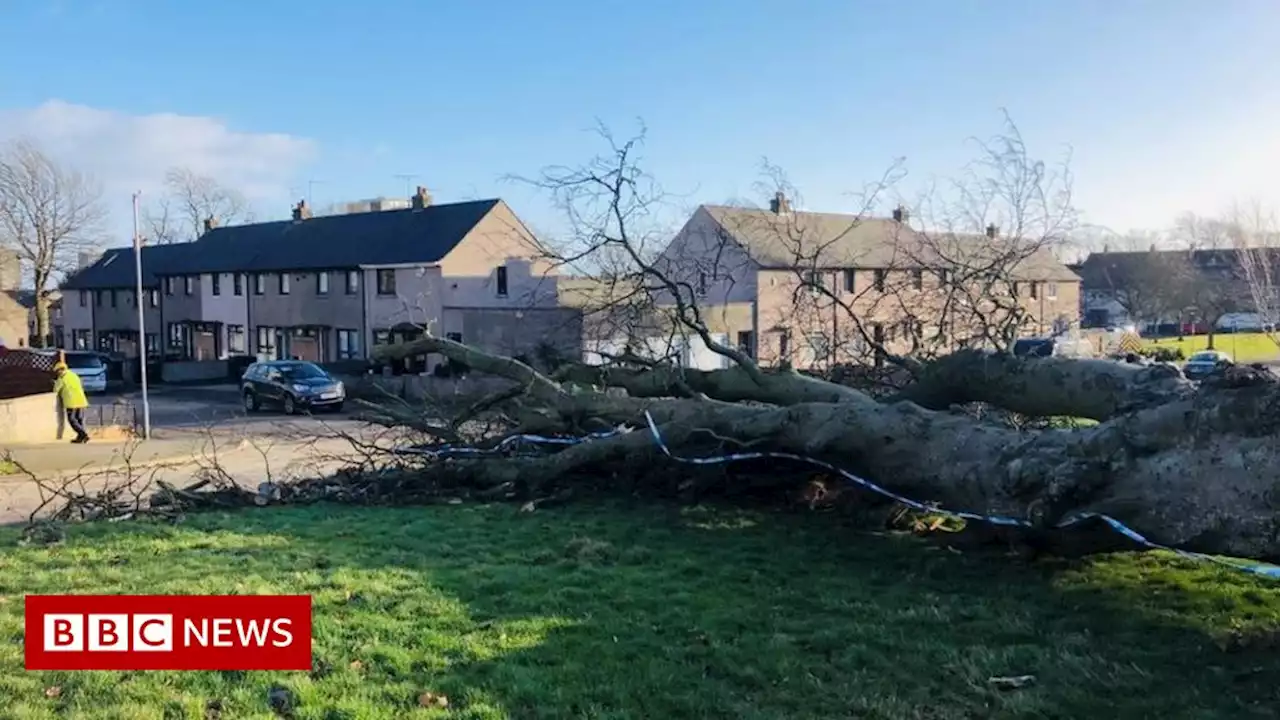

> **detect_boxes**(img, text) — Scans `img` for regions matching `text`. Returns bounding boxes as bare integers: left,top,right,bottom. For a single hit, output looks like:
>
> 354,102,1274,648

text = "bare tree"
1095,242,1185,329
0,139,106,346
144,167,250,244
1223,201,1280,347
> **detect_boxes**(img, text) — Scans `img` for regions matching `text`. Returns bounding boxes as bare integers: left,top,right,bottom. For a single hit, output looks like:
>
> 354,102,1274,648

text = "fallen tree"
369,335,1280,564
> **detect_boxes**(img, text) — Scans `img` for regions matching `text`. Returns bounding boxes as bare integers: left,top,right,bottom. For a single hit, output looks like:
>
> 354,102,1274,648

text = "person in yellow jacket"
52,361,91,443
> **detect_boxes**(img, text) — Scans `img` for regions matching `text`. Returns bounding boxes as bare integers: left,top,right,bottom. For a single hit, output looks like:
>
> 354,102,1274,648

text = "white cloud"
0,100,317,239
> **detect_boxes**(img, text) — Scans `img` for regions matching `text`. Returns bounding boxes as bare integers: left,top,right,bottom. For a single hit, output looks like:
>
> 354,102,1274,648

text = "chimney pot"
769,191,791,214
985,223,998,239
892,205,909,223
203,216,219,234
291,199,312,221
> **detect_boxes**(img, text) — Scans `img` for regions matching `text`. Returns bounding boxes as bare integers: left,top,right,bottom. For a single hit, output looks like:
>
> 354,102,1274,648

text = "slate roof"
702,205,1081,282
60,199,503,289
60,243,197,290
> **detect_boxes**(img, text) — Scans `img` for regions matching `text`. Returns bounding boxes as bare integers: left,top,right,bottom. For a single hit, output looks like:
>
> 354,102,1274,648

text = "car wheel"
283,394,297,415
243,391,259,412
331,402,344,413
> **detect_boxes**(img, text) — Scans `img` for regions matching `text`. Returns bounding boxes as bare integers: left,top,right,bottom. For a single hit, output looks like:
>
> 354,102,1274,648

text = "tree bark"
372,337,1280,563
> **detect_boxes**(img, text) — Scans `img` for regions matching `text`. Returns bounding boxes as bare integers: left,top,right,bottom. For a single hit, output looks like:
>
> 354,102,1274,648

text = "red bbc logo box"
24,595,312,671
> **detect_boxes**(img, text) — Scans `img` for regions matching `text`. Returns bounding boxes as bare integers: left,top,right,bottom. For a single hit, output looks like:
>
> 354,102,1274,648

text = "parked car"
36,350,108,393
1012,336,1095,359
241,360,345,414
1181,350,1234,381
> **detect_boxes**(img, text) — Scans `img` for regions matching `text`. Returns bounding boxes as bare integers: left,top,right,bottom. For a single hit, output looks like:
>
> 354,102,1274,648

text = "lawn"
1143,331,1280,363
0,503,1278,719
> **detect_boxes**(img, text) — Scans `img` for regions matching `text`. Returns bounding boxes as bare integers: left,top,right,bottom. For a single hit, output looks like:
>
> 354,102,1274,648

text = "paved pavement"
0,433,382,524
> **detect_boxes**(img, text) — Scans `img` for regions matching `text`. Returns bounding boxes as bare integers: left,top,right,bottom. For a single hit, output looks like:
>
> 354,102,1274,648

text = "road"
1,384,415,524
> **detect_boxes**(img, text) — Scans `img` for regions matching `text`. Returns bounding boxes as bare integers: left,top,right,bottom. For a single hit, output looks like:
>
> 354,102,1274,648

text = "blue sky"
2,0,1279,245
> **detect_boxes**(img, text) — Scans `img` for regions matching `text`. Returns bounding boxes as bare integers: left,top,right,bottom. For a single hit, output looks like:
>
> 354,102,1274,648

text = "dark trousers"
66,408,88,440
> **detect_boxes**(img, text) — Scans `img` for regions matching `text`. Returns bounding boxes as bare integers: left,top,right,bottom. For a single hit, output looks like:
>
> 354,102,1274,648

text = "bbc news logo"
25,595,312,671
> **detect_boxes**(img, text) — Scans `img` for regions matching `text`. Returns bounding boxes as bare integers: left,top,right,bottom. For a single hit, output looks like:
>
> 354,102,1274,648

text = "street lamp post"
132,192,152,440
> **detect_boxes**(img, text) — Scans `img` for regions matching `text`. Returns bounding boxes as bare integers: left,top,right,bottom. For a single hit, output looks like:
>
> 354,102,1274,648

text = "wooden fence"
0,348,58,401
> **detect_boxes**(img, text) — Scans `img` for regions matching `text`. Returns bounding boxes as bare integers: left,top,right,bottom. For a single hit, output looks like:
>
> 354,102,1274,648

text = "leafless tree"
356,122,1280,567
1222,201,1280,347
1094,242,1186,329
144,167,250,244
0,139,107,346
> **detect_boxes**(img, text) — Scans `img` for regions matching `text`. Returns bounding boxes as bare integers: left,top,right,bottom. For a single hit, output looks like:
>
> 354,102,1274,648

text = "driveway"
100,384,366,438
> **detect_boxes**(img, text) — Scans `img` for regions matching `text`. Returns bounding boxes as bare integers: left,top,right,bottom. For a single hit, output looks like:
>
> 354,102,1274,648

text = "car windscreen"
277,363,327,380
1189,352,1221,363
64,354,105,369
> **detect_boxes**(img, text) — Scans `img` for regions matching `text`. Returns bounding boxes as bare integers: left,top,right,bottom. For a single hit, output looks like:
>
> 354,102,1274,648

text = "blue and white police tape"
639,411,1280,580
393,427,624,458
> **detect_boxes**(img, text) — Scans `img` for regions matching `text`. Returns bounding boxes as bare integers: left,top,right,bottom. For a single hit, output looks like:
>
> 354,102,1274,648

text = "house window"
496,266,508,297
912,269,923,290
778,331,791,359
737,330,754,358
373,330,390,346
346,270,359,294
938,269,951,285
95,290,104,306
278,273,290,294
144,333,159,355
72,329,91,349
227,325,246,354
843,269,855,293
256,326,277,359
696,272,708,296
803,270,823,294
167,322,186,349
317,272,329,295
376,269,396,295
184,276,194,295
233,273,243,296
164,277,174,296
336,329,360,359
79,290,87,307
1012,281,1021,297
211,274,221,296
253,274,265,295
874,270,887,292
1048,282,1058,299
110,290,117,308
149,289,160,308
1030,282,1039,299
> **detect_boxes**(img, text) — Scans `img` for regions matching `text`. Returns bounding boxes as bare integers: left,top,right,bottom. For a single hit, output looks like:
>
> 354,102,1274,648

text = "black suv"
241,360,346,414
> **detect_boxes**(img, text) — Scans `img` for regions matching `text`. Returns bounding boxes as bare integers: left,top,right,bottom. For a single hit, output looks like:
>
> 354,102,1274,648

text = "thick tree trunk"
372,338,1280,563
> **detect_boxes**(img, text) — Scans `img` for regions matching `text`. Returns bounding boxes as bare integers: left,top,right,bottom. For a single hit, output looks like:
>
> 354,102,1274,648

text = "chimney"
985,223,998,239
769,191,791,214
203,216,219,235
892,205,909,223
291,199,312,221
411,185,432,210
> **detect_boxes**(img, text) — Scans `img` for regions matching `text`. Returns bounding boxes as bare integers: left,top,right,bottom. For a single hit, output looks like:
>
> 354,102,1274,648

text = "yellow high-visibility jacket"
53,371,89,409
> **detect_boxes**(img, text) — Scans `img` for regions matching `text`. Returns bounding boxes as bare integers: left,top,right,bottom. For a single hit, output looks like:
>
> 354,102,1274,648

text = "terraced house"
61,189,577,375
643,195,1082,368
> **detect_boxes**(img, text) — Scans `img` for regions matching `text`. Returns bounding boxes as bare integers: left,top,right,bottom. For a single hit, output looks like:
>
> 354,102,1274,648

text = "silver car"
39,350,109,393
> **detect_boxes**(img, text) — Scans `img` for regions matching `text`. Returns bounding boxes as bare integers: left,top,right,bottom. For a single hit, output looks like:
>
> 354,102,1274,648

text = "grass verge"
0,503,1277,719
1143,332,1280,363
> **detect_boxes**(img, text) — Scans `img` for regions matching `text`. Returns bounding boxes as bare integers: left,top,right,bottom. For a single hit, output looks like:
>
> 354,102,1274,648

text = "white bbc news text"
42,614,294,651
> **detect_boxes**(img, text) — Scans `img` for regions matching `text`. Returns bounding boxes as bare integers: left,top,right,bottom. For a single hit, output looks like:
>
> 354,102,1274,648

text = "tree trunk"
33,273,50,349
371,337,1280,564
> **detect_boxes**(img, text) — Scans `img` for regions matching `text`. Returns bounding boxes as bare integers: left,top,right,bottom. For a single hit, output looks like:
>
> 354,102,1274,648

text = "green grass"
1,503,1278,719
1143,332,1280,363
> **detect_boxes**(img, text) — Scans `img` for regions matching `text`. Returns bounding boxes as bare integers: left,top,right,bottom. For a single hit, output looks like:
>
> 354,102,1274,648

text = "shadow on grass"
0,501,1277,719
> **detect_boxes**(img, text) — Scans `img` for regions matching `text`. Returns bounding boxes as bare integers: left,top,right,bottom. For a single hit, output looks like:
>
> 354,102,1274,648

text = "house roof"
60,243,196,290
1075,247,1280,289
170,198,502,274
60,198,505,288
701,205,1081,282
